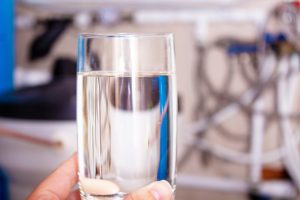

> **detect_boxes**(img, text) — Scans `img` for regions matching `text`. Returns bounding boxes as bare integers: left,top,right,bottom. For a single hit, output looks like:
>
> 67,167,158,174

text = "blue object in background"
263,32,287,45
0,1,13,199
0,0,14,94
157,76,169,180
227,43,257,55
0,168,9,200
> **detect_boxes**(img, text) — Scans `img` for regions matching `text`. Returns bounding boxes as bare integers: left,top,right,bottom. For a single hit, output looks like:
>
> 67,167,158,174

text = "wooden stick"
0,127,63,148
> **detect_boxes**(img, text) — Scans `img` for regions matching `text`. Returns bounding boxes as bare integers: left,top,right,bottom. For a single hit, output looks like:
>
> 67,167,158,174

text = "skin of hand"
27,154,173,200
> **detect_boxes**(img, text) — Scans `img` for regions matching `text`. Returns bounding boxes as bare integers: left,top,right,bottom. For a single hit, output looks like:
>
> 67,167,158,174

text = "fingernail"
150,180,172,200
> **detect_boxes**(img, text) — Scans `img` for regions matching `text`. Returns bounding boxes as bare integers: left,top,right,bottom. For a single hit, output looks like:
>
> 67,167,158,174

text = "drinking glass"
77,33,177,200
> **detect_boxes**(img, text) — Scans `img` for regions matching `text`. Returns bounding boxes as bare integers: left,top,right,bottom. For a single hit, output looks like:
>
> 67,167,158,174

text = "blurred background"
2,0,300,199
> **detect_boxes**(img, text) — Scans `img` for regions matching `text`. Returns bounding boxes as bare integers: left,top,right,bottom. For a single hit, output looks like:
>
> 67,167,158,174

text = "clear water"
77,71,177,199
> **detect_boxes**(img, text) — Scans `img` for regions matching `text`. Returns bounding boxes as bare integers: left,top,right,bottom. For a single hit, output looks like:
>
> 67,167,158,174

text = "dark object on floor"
248,190,272,200
0,77,76,120
52,57,76,80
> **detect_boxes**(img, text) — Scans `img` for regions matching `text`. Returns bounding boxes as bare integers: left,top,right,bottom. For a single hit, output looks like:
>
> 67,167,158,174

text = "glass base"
80,191,127,200
80,190,176,200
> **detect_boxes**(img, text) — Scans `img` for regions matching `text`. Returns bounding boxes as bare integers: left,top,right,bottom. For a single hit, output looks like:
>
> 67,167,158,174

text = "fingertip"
158,180,172,191
149,181,173,200
125,181,173,200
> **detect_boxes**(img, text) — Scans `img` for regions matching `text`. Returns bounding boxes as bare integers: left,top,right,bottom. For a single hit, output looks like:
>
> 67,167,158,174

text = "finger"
28,153,78,200
125,180,173,200
67,190,81,200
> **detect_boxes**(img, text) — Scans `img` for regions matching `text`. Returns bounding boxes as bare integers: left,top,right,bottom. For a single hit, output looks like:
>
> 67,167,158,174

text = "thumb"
125,181,173,200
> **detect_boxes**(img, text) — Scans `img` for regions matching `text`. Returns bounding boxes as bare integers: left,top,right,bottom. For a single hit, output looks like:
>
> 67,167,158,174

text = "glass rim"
79,32,173,39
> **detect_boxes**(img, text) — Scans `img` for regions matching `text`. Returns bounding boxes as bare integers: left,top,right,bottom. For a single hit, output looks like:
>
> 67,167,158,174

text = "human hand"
28,154,173,200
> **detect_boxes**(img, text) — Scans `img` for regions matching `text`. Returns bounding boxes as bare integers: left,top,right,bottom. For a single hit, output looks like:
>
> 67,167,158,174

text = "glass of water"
77,33,177,200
